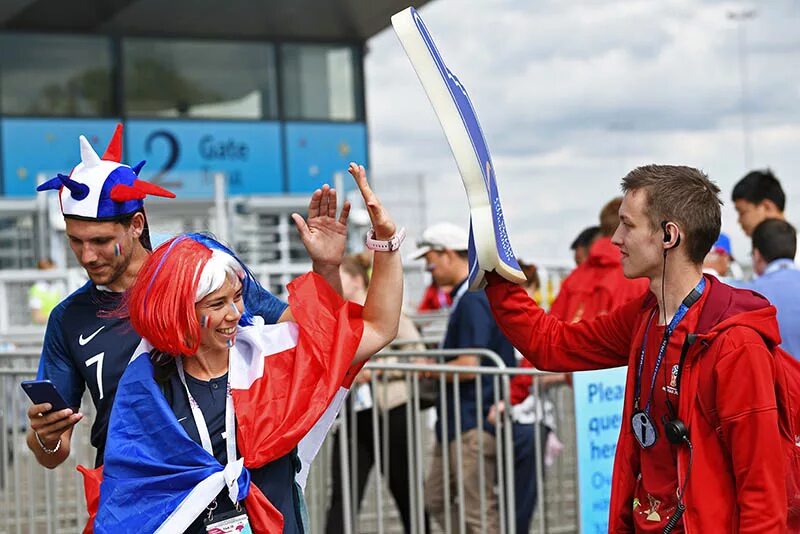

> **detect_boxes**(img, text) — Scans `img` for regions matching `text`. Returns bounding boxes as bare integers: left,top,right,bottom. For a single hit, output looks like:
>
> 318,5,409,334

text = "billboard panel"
1,118,120,197
284,122,367,193
126,120,283,197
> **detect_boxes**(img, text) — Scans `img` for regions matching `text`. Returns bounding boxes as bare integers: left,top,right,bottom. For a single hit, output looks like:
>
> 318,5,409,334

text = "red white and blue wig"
36,123,175,221
126,233,259,357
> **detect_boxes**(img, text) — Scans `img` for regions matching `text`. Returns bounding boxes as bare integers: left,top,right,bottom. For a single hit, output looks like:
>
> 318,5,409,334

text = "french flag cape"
78,273,365,533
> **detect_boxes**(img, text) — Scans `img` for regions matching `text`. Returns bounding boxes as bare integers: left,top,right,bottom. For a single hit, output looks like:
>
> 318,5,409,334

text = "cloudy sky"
363,0,800,266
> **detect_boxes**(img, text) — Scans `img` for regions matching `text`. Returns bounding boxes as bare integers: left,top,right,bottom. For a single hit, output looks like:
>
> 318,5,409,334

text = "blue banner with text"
125,120,283,197
573,367,627,533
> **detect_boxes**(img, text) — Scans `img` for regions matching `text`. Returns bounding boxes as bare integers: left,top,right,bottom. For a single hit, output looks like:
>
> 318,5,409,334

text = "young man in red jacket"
486,164,786,533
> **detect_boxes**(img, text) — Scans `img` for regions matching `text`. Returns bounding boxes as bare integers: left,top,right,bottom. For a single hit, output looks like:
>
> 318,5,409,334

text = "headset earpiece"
661,220,671,243
661,220,681,249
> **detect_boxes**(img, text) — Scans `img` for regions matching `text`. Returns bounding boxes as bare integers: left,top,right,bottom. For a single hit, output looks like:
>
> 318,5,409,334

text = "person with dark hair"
551,197,648,323
570,225,601,266
746,218,800,358
26,125,350,472
486,165,787,532
731,169,786,236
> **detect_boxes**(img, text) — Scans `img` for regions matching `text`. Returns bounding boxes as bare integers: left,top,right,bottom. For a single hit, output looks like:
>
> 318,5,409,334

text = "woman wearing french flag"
81,163,405,533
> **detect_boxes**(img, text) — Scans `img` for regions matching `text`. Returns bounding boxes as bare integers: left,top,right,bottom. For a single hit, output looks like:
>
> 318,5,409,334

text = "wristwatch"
365,227,406,252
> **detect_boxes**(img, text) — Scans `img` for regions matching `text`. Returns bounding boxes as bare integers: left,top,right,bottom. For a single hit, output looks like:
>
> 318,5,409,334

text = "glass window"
281,44,362,121
0,33,113,117
123,38,278,120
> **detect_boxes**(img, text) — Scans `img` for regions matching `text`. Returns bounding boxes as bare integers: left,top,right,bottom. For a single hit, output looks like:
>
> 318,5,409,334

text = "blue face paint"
230,302,238,315
200,316,208,328
226,338,235,348
114,243,121,257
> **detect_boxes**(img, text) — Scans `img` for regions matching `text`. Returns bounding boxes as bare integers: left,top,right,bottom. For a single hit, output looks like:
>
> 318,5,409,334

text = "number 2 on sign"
86,352,105,400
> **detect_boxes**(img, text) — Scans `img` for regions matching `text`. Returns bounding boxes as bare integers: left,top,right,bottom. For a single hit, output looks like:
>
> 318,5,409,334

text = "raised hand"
349,162,404,363
348,163,396,240
291,184,351,269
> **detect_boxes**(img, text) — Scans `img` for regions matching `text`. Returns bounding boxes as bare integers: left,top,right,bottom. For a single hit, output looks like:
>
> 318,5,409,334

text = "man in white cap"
410,222,517,533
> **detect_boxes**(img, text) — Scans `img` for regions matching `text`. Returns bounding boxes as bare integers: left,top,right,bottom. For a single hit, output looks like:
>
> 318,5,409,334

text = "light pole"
728,9,757,170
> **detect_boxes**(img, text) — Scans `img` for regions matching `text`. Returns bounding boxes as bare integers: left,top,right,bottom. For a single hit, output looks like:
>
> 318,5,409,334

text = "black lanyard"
633,277,706,414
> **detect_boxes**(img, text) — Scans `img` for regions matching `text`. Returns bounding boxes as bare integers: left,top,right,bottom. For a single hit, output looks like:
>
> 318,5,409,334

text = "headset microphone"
664,418,688,444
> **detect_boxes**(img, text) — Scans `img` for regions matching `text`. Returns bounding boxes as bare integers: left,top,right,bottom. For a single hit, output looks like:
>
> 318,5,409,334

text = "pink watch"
365,227,406,252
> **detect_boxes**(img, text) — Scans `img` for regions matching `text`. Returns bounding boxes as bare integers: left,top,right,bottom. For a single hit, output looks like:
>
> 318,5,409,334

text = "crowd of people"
22,123,800,533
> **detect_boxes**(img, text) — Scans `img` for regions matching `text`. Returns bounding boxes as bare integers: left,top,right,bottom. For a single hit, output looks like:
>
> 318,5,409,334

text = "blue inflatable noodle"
391,7,526,290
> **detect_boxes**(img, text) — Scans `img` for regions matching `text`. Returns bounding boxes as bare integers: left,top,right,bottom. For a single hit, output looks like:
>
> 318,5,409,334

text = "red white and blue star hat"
36,124,175,220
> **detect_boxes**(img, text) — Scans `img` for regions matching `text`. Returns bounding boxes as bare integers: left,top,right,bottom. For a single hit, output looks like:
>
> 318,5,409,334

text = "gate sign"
126,120,283,197
573,367,627,533
391,7,526,290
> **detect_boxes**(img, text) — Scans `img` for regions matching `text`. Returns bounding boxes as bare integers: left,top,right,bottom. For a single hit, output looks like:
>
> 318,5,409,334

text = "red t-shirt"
632,291,706,533
417,284,453,312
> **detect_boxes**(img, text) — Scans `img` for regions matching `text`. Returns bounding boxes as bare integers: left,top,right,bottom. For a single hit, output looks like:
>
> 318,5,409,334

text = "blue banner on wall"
125,120,283,197
1,118,120,197
573,367,627,534
1,119,367,198
284,122,367,193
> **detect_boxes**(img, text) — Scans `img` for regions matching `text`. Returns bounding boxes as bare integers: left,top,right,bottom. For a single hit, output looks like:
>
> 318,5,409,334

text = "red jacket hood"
641,274,781,347
698,275,782,347
586,237,622,268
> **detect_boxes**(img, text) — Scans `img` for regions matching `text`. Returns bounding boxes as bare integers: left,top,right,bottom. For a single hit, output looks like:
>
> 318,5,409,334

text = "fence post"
35,173,50,263
213,172,229,244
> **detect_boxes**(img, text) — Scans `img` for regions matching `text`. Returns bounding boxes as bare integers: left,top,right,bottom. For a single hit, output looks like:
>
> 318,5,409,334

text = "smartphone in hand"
20,380,70,413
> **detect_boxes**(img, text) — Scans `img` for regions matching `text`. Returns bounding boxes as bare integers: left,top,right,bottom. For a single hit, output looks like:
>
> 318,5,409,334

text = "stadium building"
0,0,429,277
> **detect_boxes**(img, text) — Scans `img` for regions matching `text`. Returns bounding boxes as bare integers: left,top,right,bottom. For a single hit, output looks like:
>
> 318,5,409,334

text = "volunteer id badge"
631,410,658,448
204,509,252,534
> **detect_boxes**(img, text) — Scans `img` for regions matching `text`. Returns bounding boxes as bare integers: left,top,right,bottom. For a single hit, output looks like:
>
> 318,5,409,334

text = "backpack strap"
694,325,776,443
695,340,722,434
686,277,733,439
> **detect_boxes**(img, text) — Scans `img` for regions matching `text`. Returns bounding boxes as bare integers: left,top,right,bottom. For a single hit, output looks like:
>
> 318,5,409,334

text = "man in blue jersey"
26,125,349,469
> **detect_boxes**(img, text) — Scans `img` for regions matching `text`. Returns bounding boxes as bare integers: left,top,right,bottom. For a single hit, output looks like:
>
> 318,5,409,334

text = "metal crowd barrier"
0,347,578,534
353,350,513,534
0,351,97,534
306,350,578,534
